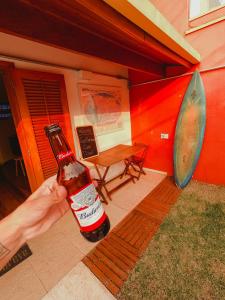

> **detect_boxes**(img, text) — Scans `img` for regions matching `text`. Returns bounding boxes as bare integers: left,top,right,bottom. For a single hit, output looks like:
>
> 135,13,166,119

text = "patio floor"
0,169,167,300
83,176,181,296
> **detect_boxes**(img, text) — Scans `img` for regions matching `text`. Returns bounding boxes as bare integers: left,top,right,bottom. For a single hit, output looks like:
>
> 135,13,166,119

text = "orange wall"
129,1,225,184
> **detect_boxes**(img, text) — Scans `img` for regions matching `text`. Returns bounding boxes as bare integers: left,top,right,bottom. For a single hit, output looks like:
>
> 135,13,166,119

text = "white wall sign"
79,84,123,136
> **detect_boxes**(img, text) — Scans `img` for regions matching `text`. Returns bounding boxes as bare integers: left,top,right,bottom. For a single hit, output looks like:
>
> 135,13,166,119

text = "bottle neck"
48,131,75,166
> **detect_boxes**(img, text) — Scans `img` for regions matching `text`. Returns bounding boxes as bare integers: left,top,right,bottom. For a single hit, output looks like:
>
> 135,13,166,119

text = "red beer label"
57,151,73,161
69,183,105,231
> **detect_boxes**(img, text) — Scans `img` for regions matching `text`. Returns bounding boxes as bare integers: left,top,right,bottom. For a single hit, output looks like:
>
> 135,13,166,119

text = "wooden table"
85,144,145,201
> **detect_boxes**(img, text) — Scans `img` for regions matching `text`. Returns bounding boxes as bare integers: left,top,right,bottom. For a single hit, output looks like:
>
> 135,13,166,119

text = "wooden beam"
104,0,201,64
22,0,192,69
0,0,164,77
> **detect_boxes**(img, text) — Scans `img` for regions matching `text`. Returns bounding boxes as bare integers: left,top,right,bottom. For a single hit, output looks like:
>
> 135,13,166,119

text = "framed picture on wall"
78,84,123,136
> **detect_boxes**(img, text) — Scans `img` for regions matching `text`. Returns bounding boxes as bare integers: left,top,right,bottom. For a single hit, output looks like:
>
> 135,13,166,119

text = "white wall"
66,70,131,157
0,33,131,157
0,32,128,78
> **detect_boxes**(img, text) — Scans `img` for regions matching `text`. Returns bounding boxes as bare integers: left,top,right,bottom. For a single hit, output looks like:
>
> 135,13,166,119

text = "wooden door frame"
13,69,75,190
0,61,36,191
0,62,75,192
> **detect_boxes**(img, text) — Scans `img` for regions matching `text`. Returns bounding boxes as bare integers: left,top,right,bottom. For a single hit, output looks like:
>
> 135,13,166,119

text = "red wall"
129,1,225,185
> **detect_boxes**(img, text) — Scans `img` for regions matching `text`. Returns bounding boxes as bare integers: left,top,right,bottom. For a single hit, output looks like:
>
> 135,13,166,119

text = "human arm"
0,176,68,270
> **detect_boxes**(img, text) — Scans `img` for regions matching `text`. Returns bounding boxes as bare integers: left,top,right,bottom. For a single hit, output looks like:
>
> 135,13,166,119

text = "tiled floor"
0,169,166,300
42,262,116,300
83,177,181,297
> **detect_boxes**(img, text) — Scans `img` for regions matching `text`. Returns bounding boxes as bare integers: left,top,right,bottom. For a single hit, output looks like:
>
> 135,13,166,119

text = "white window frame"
189,0,225,20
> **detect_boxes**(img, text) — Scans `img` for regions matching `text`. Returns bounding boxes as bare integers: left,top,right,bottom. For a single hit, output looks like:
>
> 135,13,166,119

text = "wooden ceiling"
0,0,193,78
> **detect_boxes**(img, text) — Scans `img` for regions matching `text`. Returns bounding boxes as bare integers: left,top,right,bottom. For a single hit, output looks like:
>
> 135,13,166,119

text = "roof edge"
103,0,201,64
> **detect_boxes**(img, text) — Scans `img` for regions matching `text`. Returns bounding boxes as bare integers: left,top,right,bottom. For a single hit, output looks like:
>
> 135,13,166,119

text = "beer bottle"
44,124,110,242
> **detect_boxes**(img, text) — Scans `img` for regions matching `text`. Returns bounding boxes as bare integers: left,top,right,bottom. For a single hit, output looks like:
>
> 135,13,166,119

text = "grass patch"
119,181,225,300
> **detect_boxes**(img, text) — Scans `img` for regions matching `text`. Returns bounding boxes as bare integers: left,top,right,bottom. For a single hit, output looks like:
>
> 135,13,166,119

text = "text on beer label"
69,183,104,228
74,197,104,228
57,151,73,161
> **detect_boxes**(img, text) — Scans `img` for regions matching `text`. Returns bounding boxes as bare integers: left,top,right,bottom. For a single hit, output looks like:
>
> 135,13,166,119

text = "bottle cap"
44,124,61,136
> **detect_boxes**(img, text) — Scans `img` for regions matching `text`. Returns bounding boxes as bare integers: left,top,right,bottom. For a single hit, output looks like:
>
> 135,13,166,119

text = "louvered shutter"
23,78,68,179
13,69,74,191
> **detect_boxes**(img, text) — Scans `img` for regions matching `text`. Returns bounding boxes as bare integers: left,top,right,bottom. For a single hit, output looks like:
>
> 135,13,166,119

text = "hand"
11,176,68,241
0,176,68,269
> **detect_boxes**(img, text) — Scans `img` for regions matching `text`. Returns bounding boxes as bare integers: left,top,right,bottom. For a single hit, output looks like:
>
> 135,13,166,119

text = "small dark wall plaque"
76,126,98,159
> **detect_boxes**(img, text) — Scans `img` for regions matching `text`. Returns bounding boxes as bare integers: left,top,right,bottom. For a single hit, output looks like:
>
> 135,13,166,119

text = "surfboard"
174,71,206,188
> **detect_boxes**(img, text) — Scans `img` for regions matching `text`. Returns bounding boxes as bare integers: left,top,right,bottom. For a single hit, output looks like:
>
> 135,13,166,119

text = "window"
189,0,225,19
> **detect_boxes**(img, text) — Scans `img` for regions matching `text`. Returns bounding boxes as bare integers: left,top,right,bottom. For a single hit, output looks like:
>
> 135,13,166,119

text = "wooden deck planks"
82,256,120,295
82,177,181,296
